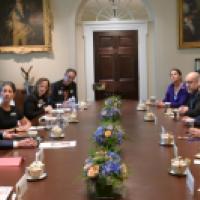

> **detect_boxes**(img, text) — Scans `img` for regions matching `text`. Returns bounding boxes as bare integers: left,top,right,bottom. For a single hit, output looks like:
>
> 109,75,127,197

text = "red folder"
0,157,23,166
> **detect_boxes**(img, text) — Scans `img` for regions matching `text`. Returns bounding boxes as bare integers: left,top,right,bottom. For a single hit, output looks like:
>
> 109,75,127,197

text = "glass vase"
87,179,124,200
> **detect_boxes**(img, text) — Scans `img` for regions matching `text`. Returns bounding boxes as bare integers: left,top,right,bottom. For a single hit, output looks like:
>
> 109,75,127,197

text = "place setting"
159,126,175,146
168,143,191,176
136,100,148,111
49,125,65,139
26,150,47,182
67,109,80,123
143,110,156,122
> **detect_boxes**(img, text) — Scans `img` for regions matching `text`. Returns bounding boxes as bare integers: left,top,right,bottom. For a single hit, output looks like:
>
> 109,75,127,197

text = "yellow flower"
104,130,112,137
87,165,99,177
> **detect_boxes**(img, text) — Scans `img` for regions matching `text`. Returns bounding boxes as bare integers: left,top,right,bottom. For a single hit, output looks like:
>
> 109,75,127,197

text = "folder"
0,157,23,167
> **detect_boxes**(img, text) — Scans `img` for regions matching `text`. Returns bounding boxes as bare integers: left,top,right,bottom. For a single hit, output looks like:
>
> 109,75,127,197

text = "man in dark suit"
51,68,77,105
0,131,37,149
179,72,200,117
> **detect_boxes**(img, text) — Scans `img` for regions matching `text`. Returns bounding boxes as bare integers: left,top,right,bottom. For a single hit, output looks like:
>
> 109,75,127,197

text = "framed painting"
0,0,52,53
178,0,200,48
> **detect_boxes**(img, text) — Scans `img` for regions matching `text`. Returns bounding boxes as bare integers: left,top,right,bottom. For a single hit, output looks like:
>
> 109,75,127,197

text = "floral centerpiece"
100,96,121,123
104,96,122,109
83,95,128,199
93,125,124,152
100,107,121,123
83,151,127,199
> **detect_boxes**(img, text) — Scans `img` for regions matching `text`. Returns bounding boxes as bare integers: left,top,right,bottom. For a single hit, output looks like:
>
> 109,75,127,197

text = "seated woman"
0,131,37,149
24,78,52,120
0,81,31,131
157,68,189,108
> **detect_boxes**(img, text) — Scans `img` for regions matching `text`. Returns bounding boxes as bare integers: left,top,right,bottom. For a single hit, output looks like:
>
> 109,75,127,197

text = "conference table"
1,100,200,200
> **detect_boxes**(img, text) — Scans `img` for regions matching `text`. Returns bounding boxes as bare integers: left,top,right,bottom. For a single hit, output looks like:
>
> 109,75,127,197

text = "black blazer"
185,91,200,117
51,80,77,105
0,133,13,149
24,94,50,120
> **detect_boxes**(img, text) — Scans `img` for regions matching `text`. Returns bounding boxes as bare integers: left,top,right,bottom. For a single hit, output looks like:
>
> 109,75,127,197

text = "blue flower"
107,151,121,162
93,126,124,150
100,107,121,121
101,161,121,176
116,131,123,144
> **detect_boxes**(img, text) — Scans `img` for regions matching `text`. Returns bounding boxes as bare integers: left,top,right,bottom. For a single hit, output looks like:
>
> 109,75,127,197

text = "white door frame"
83,20,148,101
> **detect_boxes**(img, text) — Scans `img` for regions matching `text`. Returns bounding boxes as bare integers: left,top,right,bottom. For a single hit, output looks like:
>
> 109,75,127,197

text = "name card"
154,116,157,125
186,168,194,196
39,141,77,149
173,143,178,158
35,149,44,162
194,159,200,165
0,186,13,200
15,174,27,200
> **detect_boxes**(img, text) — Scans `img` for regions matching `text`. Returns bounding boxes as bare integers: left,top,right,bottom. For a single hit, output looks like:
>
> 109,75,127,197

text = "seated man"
51,68,77,105
179,72,200,117
0,131,37,149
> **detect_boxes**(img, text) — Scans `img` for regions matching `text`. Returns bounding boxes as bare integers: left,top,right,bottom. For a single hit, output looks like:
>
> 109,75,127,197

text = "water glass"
187,118,195,128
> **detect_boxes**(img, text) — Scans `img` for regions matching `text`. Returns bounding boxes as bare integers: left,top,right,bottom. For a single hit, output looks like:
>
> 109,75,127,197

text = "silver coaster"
27,172,48,181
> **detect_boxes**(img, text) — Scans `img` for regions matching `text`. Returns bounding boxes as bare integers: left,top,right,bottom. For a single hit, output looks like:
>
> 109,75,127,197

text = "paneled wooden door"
94,30,138,100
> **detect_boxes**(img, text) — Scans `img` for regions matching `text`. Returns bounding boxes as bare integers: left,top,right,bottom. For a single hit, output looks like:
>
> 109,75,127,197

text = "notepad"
0,186,13,200
29,126,45,131
0,157,23,167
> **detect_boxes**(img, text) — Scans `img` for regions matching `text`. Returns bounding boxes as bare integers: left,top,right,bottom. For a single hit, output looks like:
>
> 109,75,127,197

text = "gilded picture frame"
0,0,52,53
178,0,200,48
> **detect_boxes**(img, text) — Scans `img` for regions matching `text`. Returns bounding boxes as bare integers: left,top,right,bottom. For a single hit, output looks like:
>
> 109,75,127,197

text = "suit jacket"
0,133,13,149
185,91,200,117
24,94,50,120
51,80,77,105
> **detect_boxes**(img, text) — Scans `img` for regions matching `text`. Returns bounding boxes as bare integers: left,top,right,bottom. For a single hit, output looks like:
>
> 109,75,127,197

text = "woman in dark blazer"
24,77,53,120
0,81,36,149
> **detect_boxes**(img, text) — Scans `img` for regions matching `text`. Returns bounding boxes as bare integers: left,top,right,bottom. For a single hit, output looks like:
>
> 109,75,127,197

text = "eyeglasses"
67,75,75,80
186,80,194,84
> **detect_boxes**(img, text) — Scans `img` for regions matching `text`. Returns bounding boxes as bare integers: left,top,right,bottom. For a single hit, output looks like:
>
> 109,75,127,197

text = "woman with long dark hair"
0,81,36,149
0,81,31,131
24,77,52,120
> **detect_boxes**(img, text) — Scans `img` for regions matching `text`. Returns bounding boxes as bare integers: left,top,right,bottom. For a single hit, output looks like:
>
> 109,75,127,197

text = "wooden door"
94,30,138,100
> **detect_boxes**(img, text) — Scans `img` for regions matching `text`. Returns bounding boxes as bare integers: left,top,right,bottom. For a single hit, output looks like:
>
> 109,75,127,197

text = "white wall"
147,0,200,99
0,0,200,100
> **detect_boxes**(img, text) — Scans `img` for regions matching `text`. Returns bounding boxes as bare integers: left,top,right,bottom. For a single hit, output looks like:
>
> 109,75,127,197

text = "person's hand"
3,131,15,139
188,128,200,138
181,116,193,122
178,106,189,114
44,105,53,113
16,138,37,148
15,126,27,132
156,101,165,107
